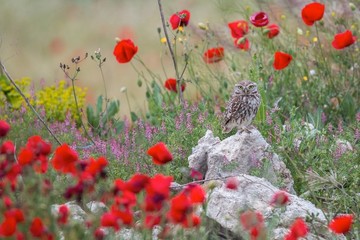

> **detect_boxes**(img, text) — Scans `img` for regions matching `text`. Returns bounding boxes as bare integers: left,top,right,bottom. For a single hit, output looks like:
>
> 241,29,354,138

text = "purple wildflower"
355,129,360,142
321,112,327,124
186,112,193,132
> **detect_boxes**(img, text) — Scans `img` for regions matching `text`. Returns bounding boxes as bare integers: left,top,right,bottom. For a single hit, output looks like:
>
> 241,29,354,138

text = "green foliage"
86,95,124,137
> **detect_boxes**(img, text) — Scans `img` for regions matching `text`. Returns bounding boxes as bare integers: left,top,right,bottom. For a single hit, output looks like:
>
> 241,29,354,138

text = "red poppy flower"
228,20,249,38
240,210,267,239
5,164,22,186
0,141,15,155
203,47,225,63
30,217,45,237
0,120,10,137
301,2,325,26
240,210,264,231
169,10,190,30
265,24,280,39
5,209,24,223
168,192,192,223
190,168,203,180
250,12,269,27
52,144,79,175
270,190,290,207
18,148,34,166
164,78,186,93
234,37,250,51
284,218,308,240
144,174,173,211
185,184,206,204
225,177,239,190
328,214,353,234
146,174,173,198
273,51,292,70
113,39,138,63
125,173,150,193
0,216,16,237
58,205,70,224
3,196,12,209
110,208,133,226
64,180,87,200
94,228,105,240
100,212,120,231
114,191,137,208
85,157,108,177
147,142,173,165
26,136,51,156
332,30,357,50
181,214,201,228
144,213,161,229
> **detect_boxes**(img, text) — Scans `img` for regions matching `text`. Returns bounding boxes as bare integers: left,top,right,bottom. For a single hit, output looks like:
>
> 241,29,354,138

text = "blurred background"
0,0,305,115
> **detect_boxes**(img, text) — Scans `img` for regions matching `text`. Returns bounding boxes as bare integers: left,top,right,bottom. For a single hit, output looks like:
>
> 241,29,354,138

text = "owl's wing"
223,95,240,125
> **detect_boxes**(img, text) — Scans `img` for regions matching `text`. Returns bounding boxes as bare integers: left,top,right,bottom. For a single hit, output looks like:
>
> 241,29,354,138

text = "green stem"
157,0,184,103
125,90,132,120
99,64,108,111
314,23,335,90
71,78,95,145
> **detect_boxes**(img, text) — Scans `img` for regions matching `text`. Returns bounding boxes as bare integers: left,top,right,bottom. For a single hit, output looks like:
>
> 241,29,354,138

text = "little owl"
222,80,261,133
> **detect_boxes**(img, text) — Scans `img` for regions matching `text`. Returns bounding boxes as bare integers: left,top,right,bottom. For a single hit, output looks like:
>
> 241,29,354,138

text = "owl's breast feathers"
223,93,260,125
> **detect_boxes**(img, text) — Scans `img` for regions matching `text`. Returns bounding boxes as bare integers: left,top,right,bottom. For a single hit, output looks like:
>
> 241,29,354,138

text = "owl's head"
234,80,258,95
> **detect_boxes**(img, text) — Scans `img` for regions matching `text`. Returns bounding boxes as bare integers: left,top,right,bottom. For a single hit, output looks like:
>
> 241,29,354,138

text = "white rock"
206,175,345,240
86,201,107,214
188,129,294,193
188,130,221,178
51,201,86,223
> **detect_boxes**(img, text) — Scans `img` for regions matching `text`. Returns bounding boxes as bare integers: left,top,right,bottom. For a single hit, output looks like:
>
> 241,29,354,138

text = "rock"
188,129,294,193
86,201,108,214
206,175,345,240
115,228,142,240
188,130,221,178
51,201,87,223
52,201,107,223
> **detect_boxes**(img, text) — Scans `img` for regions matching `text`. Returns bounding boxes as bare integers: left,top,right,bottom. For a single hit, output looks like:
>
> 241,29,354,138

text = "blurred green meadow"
0,0,310,115
0,0,230,115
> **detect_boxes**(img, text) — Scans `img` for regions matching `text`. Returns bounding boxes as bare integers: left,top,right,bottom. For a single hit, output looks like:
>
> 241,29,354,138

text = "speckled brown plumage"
222,80,261,133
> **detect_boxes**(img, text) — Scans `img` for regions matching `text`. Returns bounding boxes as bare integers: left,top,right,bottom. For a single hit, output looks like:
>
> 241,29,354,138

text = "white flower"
120,87,127,93
297,28,303,35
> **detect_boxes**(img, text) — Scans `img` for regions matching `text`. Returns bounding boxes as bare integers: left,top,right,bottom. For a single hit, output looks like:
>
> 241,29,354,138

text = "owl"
222,80,261,133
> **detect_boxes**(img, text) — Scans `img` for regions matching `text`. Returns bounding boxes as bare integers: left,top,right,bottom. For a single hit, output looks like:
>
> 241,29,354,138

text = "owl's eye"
237,85,244,90
248,85,255,89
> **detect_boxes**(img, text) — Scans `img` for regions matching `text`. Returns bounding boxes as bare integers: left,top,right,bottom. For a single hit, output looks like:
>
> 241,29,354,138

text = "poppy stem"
0,60,62,146
157,0,184,104
70,78,95,146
